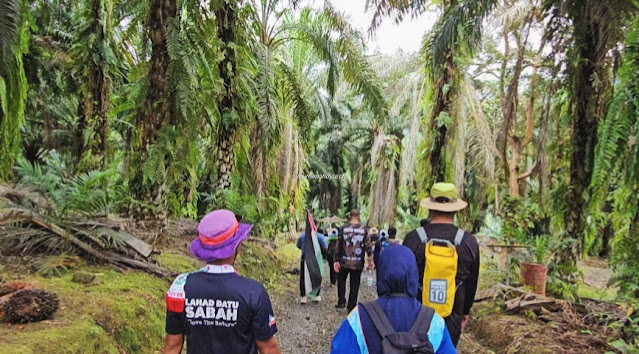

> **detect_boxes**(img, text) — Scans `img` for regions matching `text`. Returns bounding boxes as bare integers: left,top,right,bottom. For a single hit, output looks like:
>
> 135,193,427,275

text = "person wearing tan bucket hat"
419,182,468,212
162,209,281,354
403,183,480,348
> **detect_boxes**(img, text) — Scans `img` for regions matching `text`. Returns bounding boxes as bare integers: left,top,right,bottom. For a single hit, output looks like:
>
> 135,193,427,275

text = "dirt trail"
272,260,484,353
272,262,378,353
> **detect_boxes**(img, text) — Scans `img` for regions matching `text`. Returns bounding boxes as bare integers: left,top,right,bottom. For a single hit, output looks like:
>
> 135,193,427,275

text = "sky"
327,0,438,55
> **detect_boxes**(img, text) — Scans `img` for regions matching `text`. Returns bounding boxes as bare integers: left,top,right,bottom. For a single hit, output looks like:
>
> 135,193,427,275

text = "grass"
154,251,202,274
0,240,293,352
0,266,167,353
278,243,301,266
577,282,617,302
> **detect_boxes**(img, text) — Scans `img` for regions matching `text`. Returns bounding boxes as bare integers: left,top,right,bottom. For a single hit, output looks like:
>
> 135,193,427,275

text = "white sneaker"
300,296,308,304
312,296,322,302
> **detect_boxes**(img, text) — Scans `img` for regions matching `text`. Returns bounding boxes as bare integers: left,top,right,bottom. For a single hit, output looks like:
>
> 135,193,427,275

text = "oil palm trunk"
0,0,27,181
214,2,239,193
130,0,176,206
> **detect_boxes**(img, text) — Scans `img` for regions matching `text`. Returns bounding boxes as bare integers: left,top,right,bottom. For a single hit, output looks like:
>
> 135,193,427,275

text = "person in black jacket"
402,183,480,347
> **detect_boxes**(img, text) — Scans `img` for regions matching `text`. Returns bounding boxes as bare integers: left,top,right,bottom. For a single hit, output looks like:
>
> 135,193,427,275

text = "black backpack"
359,301,435,354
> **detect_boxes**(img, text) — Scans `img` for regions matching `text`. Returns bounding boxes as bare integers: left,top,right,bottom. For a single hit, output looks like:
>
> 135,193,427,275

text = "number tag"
429,279,447,304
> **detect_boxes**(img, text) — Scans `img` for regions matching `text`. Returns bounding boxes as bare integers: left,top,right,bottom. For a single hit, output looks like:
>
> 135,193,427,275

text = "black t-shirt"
402,223,480,317
165,265,277,354
336,223,371,270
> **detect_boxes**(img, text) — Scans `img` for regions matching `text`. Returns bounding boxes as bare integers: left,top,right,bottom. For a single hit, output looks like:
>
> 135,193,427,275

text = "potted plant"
520,236,549,295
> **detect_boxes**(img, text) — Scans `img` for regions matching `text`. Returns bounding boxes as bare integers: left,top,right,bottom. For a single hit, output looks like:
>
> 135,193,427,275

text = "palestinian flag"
303,210,324,297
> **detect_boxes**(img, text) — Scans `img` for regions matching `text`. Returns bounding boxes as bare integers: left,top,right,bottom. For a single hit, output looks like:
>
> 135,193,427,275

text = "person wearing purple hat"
162,209,281,354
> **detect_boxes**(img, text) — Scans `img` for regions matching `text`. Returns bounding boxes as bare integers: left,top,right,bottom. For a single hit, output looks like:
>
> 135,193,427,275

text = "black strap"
410,306,435,334
359,301,394,338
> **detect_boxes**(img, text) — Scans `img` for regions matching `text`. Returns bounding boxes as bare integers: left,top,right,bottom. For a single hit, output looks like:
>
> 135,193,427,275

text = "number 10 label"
429,279,447,304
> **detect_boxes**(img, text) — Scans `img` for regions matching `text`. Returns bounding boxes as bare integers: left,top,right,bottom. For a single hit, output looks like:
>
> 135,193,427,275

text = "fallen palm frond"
477,283,630,334
0,184,172,278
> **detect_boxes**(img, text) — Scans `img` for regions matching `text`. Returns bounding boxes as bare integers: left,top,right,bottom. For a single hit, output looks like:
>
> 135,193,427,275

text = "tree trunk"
140,0,176,152
129,0,176,208
214,3,239,193
429,56,455,184
83,0,110,168
599,221,612,258
501,26,531,197
427,0,459,186
560,4,612,280
216,124,236,191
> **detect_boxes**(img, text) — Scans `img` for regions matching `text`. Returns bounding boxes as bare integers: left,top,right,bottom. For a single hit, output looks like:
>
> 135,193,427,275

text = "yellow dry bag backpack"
416,227,464,317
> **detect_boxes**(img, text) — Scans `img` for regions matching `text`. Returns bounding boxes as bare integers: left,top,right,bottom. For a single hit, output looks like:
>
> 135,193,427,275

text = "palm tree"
213,1,241,192
140,0,177,154
551,0,638,279
0,0,27,181
239,2,388,201
368,0,497,186
72,0,122,169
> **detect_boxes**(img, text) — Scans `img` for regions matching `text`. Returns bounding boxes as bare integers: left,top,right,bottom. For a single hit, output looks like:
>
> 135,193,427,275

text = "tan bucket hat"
420,183,468,212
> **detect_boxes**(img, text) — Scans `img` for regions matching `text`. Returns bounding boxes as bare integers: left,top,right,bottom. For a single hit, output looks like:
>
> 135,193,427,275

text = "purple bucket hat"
190,209,253,262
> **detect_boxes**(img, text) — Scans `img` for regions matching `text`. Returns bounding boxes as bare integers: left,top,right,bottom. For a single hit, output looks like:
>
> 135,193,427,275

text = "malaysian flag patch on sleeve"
165,273,189,313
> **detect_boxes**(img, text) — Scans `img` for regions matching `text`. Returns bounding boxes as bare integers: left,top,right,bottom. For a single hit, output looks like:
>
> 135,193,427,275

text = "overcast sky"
327,0,438,54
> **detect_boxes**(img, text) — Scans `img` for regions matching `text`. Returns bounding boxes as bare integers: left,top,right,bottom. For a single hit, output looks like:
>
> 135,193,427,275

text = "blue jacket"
296,233,327,258
330,246,457,354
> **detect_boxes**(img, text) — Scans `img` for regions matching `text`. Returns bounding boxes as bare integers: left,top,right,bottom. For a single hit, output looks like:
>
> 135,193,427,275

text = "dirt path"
580,257,612,289
271,260,484,353
272,262,378,353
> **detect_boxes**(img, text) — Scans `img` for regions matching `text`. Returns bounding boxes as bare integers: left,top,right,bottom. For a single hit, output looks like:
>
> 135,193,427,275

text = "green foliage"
422,0,498,79
534,236,548,264
0,0,27,181
501,196,543,243
591,17,639,297
547,275,580,302
0,0,20,60
14,152,118,217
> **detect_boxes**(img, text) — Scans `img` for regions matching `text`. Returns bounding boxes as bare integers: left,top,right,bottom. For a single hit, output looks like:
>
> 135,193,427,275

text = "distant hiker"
403,183,480,347
334,209,373,313
163,209,281,354
296,218,327,304
373,226,399,269
379,229,388,241
326,228,339,286
388,226,398,240
369,227,380,244
330,245,457,354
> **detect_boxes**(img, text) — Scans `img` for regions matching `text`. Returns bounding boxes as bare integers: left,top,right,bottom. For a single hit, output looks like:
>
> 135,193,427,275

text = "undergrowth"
0,241,289,352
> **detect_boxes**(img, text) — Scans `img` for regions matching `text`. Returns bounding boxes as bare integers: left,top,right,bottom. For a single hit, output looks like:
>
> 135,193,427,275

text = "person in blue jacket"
330,245,457,354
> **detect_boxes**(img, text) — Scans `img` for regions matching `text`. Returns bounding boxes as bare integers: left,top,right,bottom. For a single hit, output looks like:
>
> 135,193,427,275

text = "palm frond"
0,0,20,61
289,24,340,97
365,0,429,34
424,0,498,77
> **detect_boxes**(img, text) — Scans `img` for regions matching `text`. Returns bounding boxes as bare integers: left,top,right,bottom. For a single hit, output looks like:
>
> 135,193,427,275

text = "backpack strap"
359,301,394,338
409,306,435,335
416,227,428,243
454,228,465,246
